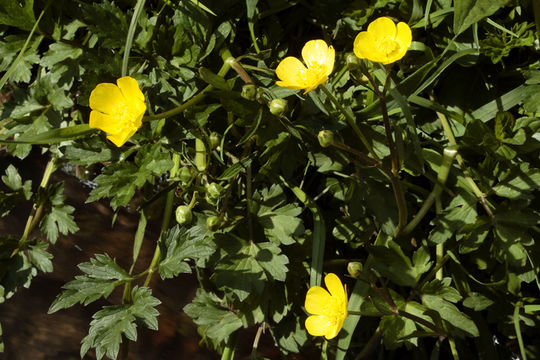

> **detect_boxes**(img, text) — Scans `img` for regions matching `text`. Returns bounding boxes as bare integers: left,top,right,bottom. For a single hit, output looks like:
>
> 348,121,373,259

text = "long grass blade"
122,0,147,77
0,1,51,89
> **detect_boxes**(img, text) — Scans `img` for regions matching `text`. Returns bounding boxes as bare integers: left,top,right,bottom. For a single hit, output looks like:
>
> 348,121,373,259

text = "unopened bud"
175,205,192,225
206,216,221,231
209,132,221,150
178,167,192,184
346,54,361,71
205,182,222,199
318,130,334,148
269,98,287,116
347,262,363,278
241,84,257,101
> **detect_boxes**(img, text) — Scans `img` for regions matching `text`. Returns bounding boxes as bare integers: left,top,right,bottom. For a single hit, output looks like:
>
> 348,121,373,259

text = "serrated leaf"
183,289,242,344
40,42,83,68
159,225,214,279
0,0,35,30
463,292,494,311
215,235,289,301
27,241,53,273
48,254,130,313
39,182,79,243
493,166,540,199
87,144,173,209
422,294,479,337
422,278,462,303
81,286,160,360
368,242,416,287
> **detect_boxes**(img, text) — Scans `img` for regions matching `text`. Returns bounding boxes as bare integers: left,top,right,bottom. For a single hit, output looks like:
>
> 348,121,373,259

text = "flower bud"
269,98,287,116
178,167,192,184
175,205,192,225
209,132,221,150
318,130,334,148
206,216,221,231
347,261,363,278
241,84,257,101
346,54,361,71
205,182,222,200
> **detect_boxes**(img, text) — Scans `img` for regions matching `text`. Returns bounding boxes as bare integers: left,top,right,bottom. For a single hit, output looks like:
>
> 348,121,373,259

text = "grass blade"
122,0,146,77
0,1,51,89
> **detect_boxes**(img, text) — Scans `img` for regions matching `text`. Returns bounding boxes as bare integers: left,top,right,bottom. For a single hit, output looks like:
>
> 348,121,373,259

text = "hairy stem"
143,153,181,287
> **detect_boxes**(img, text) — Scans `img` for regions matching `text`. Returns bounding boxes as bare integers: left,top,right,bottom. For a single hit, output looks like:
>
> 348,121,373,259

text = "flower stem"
320,85,379,161
356,69,408,235
143,152,181,287
402,147,457,235
434,106,494,217
13,157,57,256
143,48,234,122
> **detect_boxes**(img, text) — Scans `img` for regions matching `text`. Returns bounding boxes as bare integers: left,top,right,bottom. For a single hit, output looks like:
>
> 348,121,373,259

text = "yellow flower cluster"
305,273,348,339
275,17,412,92
89,76,146,147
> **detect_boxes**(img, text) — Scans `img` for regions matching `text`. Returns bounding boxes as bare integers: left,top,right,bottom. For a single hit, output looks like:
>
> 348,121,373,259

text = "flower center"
112,101,138,132
377,38,400,57
304,63,328,87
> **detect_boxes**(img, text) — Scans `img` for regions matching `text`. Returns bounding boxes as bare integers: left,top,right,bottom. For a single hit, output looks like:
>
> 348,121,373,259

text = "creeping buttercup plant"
1,0,540,359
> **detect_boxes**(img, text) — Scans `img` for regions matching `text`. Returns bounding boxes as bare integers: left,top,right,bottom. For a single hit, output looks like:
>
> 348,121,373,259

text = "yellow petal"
301,39,330,69
117,76,144,103
276,56,308,89
117,76,146,115
305,286,332,314
305,315,334,337
107,130,135,147
325,315,345,340
325,273,346,303
353,31,380,60
325,45,335,77
89,110,123,134
367,17,396,39
89,83,125,115
395,22,412,49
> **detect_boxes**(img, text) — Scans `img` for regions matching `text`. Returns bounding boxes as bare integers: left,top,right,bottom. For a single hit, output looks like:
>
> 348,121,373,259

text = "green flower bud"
347,261,363,278
346,54,361,71
206,216,221,231
318,130,334,148
175,205,192,225
205,182,222,199
241,84,257,101
209,132,221,150
178,167,192,184
269,98,287,116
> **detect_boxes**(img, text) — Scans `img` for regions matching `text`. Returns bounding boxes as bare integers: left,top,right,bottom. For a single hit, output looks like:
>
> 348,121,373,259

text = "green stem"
402,148,457,235
14,157,57,255
448,337,460,360
435,109,494,217
514,301,528,360
143,48,234,121
143,153,181,287
221,334,237,360
320,85,379,161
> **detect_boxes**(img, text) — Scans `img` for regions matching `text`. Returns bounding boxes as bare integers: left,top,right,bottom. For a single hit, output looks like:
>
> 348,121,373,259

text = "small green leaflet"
183,289,243,345
48,254,131,313
254,185,304,245
214,234,289,301
80,286,161,360
39,182,79,244
159,225,215,279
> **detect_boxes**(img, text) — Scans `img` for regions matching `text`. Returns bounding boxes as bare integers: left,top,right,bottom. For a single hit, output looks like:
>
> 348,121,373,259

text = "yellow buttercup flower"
276,39,335,93
305,273,348,340
89,76,146,147
353,17,412,65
